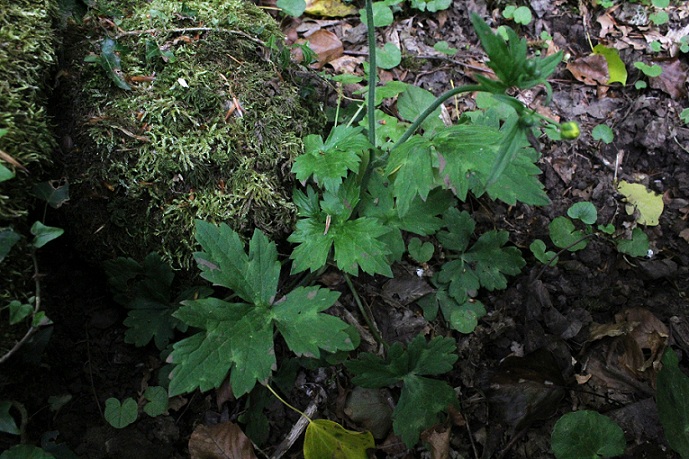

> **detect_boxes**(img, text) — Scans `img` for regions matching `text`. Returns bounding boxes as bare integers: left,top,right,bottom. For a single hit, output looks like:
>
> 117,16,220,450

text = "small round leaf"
567,202,597,225
104,397,138,429
551,410,625,459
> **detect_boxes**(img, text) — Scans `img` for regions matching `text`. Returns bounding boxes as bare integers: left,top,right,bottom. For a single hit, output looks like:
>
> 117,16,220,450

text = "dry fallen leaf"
292,29,343,69
189,422,257,459
420,425,451,459
566,54,609,86
649,58,688,99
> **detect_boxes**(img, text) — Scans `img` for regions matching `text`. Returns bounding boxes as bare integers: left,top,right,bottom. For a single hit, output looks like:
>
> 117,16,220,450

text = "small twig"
268,383,319,459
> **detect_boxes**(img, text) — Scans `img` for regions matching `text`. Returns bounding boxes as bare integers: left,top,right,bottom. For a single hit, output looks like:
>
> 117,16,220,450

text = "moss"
60,0,324,269
0,0,57,220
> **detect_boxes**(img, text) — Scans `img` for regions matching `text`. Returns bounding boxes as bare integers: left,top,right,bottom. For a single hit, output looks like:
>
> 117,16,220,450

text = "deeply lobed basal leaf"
345,335,458,446
169,221,355,397
194,220,280,306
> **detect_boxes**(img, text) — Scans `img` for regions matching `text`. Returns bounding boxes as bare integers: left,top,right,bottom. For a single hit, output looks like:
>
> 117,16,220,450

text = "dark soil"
2,1,689,458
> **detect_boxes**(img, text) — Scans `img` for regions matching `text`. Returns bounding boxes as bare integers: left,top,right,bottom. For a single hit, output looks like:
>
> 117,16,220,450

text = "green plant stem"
343,273,387,349
264,383,311,422
365,0,377,150
391,84,484,151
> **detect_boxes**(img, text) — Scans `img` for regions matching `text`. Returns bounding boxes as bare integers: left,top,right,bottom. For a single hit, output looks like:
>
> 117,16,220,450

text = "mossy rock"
0,0,57,221
60,0,323,269
0,0,58,356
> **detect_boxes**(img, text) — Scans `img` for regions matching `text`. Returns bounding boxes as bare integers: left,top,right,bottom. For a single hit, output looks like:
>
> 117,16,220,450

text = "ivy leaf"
85,38,131,90
346,335,458,447
272,286,351,357
30,221,63,248
194,221,280,306
304,419,374,459
292,125,370,192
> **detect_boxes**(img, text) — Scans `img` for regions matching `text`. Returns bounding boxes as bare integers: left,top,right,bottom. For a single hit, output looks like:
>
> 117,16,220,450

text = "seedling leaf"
304,419,374,459
591,124,614,144
143,386,168,417
408,238,434,263
377,43,401,69
104,398,138,429
530,239,559,266
551,410,625,459
656,349,689,458
549,217,587,251
9,300,33,325
567,202,597,225
0,445,55,459
615,228,649,257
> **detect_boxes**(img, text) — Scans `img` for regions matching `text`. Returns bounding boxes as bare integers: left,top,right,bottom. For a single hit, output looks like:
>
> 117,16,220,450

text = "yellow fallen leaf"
616,180,664,226
305,0,358,17
303,419,374,459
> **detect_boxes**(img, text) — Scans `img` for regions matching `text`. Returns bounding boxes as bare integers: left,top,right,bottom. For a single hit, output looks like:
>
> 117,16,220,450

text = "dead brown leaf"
566,54,609,86
420,425,451,459
649,58,688,99
189,422,257,459
292,29,343,69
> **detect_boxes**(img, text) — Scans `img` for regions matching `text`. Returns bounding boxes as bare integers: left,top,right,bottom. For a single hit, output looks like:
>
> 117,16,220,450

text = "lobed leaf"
272,286,352,357
304,419,374,459
194,221,280,306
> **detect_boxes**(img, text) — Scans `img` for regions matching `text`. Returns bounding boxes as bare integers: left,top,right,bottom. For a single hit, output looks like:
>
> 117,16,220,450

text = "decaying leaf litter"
2,0,689,457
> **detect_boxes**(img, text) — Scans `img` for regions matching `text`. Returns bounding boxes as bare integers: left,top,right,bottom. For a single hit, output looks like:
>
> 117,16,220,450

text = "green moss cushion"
61,0,322,268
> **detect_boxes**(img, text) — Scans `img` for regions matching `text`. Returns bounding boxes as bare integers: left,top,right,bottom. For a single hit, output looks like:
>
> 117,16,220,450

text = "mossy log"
60,0,323,269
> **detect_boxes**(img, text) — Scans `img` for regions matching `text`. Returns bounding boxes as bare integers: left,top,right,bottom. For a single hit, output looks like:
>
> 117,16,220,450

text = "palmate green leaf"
169,298,273,397
293,125,369,192
272,286,351,357
194,221,280,306
104,253,192,350
386,135,437,216
436,214,525,302
463,230,525,290
289,213,392,277
359,172,452,262
395,376,457,447
346,335,458,447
